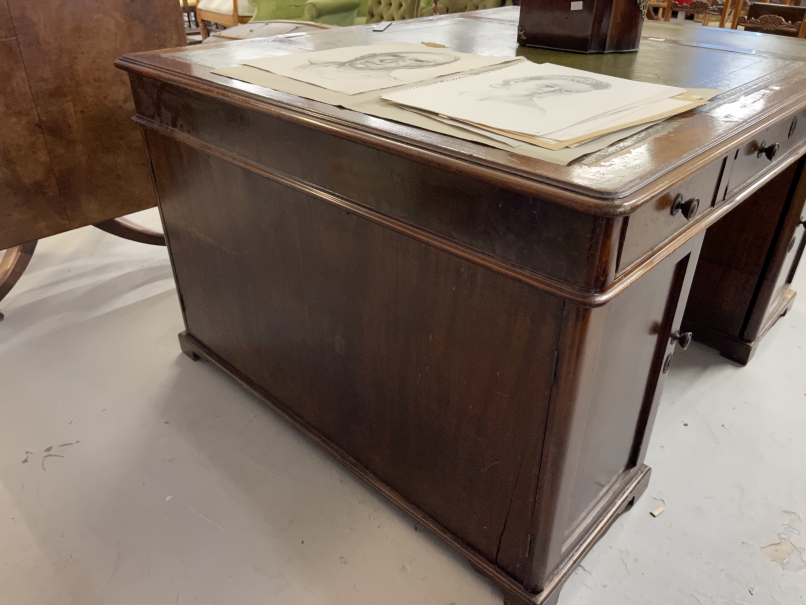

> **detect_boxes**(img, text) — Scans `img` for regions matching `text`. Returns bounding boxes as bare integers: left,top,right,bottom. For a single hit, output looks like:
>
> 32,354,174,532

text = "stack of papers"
382,61,706,151
213,43,715,165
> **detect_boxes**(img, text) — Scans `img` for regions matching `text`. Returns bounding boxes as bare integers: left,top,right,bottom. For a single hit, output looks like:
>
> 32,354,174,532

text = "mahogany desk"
118,11,806,604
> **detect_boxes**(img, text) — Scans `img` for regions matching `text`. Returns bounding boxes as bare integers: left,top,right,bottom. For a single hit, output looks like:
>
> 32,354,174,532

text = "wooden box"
517,0,645,53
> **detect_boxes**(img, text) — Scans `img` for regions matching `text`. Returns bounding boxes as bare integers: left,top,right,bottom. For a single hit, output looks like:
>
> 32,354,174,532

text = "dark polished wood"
94,217,167,247
0,0,185,251
119,10,806,603
518,0,644,53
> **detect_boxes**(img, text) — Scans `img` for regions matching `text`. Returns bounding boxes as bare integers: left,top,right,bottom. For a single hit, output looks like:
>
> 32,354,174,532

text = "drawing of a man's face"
491,75,611,102
342,51,459,71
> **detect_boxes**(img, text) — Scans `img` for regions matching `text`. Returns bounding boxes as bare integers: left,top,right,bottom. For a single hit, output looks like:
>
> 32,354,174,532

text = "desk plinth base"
683,288,797,365
177,330,652,605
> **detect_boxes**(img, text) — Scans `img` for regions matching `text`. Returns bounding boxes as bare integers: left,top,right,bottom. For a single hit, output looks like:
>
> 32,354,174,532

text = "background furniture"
671,0,733,26
0,0,185,309
436,0,501,14
204,20,332,42
366,0,420,22
118,8,806,604
181,0,200,31
302,0,363,25
647,0,674,20
197,0,256,38
740,1,806,36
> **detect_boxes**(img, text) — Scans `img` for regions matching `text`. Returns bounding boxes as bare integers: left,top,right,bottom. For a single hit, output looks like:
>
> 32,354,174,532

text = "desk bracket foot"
179,331,205,362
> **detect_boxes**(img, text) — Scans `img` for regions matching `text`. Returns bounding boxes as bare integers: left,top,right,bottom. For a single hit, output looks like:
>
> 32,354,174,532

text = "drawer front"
726,111,806,198
618,158,725,272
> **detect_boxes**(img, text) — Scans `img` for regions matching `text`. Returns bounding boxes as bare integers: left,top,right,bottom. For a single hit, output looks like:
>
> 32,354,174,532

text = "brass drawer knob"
671,194,699,220
671,330,693,350
757,140,780,161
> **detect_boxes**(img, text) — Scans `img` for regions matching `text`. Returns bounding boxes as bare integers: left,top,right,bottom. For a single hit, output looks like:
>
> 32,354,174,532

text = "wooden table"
117,11,806,604
0,0,185,310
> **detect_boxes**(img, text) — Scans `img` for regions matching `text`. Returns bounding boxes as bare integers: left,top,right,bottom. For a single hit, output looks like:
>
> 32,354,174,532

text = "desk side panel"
146,130,564,571
529,236,703,591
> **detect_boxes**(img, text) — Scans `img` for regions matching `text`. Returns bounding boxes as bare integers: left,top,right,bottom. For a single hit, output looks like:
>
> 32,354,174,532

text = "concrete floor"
1,209,805,605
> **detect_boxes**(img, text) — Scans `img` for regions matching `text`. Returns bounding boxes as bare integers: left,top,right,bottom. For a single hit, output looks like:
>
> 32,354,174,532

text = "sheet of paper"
383,62,685,137
453,97,704,150
214,65,663,165
406,109,524,147
242,43,520,95
542,98,693,141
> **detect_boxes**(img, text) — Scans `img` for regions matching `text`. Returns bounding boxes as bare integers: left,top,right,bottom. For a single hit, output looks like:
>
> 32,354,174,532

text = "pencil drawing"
468,74,612,114
297,51,460,82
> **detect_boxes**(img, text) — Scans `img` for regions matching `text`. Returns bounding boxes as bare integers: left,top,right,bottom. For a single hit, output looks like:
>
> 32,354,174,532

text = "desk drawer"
726,112,805,197
618,158,725,272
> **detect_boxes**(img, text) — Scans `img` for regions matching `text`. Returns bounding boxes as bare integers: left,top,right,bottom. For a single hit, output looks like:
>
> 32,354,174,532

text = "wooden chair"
647,0,673,21
739,1,806,36
196,0,256,38
180,0,200,36
728,0,798,29
671,0,732,27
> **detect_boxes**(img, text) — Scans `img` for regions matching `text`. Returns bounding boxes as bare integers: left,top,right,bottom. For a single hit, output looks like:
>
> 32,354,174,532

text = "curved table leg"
0,240,38,320
94,217,166,247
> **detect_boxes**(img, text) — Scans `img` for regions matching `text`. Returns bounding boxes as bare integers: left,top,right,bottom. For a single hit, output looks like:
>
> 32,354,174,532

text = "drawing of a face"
483,75,611,107
340,51,459,72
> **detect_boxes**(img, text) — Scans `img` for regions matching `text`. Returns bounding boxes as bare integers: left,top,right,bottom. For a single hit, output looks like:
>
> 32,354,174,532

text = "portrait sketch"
467,74,611,116
242,43,518,95
384,62,685,137
297,51,460,83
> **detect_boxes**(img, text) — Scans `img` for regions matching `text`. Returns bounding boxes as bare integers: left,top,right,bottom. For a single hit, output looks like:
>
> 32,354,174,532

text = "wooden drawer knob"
757,140,779,161
671,194,699,220
671,330,693,350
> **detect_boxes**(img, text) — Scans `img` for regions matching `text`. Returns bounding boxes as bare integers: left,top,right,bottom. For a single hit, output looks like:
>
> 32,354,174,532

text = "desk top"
118,8,806,209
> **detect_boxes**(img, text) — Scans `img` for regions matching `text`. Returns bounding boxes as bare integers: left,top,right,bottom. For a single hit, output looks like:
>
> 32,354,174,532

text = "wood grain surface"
0,0,185,249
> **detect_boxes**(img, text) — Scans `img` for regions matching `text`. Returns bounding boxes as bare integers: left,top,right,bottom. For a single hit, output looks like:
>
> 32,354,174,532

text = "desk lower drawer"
618,158,725,272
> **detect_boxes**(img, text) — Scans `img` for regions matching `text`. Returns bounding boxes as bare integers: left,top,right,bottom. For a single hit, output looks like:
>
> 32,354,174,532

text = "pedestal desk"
118,11,806,604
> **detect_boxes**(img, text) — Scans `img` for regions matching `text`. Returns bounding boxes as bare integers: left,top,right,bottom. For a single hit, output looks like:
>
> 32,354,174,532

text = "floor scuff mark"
761,533,806,572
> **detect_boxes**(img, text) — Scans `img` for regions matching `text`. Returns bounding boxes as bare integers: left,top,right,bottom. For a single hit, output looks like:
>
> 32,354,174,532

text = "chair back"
366,0,419,22
437,0,500,13
740,2,806,36
251,0,308,20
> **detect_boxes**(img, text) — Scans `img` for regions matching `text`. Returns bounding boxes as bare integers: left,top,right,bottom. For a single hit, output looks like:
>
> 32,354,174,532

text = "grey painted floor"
1,210,804,605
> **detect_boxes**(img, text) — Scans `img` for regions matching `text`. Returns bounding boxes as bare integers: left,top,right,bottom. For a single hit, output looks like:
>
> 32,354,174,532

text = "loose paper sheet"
242,43,519,95
383,62,686,137
214,64,668,165
452,97,705,150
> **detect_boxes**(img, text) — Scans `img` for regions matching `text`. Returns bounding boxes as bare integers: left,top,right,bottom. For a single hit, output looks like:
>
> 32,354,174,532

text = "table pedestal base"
683,288,797,365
